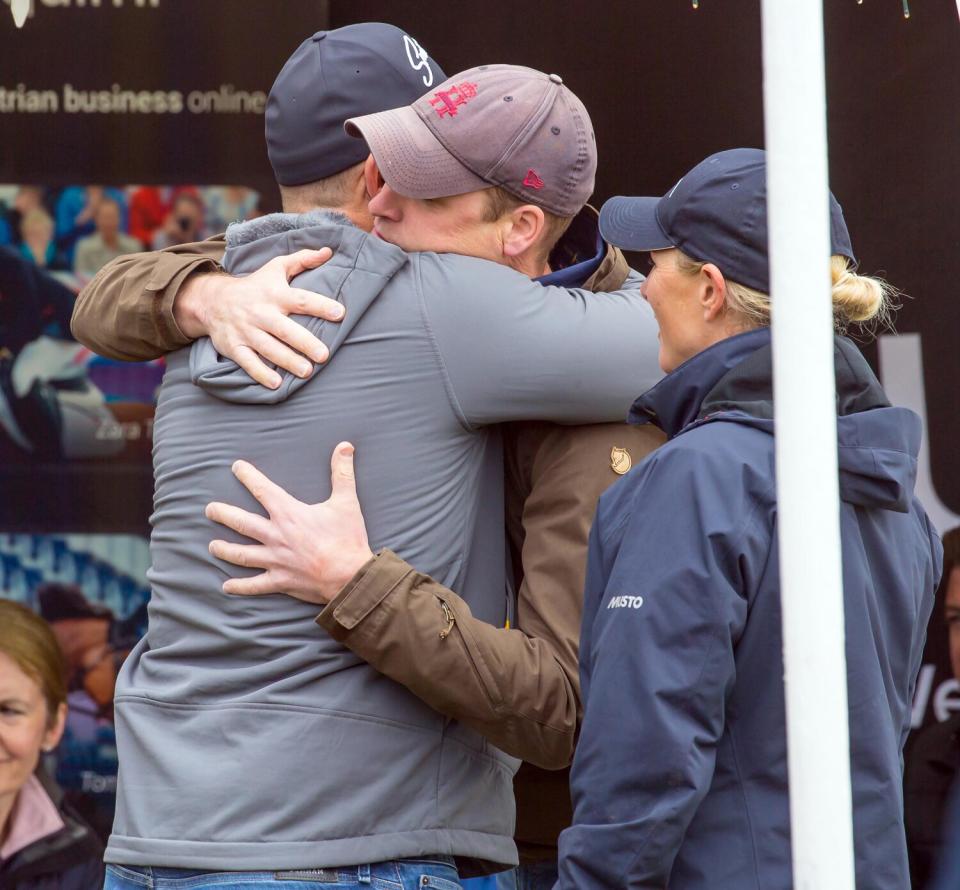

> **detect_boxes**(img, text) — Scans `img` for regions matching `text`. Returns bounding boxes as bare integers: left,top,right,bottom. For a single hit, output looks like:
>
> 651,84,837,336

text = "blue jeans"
104,858,462,889
488,860,558,890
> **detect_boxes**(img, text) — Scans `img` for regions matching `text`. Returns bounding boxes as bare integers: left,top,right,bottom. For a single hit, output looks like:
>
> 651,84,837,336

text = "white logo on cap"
403,35,434,88
667,175,685,198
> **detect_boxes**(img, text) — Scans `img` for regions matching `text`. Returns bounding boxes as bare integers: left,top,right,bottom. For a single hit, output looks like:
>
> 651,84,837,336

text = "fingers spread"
205,502,272,542
246,329,312,379
285,290,345,324
267,314,330,364
231,460,297,513
222,572,282,597
228,344,281,389
282,247,334,279
208,540,271,570
330,441,358,499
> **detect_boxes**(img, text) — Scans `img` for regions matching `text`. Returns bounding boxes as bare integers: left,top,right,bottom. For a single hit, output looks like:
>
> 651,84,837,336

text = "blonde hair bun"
830,256,892,327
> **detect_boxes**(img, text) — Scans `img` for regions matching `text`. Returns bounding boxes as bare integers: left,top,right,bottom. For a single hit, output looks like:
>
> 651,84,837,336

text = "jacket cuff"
147,254,221,348
316,549,413,635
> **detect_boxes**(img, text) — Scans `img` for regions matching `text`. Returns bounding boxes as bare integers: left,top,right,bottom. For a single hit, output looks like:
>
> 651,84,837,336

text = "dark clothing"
0,247,76,353
558,329,942,889
928,774,960,890
0,771,104,890
905,714,960,888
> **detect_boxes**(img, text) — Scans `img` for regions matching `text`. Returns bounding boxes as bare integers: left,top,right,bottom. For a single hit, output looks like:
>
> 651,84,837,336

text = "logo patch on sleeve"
607,595,644,610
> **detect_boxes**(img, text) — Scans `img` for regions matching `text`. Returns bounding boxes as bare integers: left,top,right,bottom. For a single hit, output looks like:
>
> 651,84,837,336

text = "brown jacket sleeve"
317,422,664,770
70,235,227,360
318,546,577,770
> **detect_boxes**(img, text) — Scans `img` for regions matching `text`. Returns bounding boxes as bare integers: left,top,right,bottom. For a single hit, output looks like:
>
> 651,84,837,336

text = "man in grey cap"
78,50,662,890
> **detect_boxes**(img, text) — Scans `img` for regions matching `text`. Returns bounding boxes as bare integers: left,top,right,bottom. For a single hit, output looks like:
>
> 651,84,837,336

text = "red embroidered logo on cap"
429,82,478,118
523,169,545,189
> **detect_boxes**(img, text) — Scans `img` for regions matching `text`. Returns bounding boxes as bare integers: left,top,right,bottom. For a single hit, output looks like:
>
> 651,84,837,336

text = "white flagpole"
760,3,857,889
11,0,30,28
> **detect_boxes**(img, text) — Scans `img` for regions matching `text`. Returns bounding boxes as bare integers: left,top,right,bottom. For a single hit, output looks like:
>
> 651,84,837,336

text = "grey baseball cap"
345,64,597,216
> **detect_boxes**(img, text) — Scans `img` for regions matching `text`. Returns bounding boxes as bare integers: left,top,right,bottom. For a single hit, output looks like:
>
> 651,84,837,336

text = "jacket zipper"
438,599,456,640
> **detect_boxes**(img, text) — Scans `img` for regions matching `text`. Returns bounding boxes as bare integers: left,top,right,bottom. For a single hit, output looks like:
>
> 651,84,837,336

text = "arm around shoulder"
71,236,226,360
419,254,662,427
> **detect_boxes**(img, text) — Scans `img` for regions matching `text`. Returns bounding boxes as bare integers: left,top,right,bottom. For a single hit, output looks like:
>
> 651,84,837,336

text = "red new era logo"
429,82,479,118
523,169,545,189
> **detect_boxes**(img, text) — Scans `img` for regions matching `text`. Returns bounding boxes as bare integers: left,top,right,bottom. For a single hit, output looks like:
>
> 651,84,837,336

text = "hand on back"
175,247,344,388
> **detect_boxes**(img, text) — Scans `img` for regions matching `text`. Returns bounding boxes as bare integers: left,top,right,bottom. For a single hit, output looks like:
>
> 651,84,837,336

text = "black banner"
0,0,329,189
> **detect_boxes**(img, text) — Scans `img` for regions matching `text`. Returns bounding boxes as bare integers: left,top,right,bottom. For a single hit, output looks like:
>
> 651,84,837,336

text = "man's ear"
700,263,728,321
363,154,384,200
501,205,546,259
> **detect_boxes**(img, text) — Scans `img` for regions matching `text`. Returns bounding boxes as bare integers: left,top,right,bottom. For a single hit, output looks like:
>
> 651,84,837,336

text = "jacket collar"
539,205,631,292
628,327,771,438
225,208,354,249
0,773,65,862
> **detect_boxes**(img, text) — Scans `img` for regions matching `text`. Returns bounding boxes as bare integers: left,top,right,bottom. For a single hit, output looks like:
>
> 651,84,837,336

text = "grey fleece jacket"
106,211,661,874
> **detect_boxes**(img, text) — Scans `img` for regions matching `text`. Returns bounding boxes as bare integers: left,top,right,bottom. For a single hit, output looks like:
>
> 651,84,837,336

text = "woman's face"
0,652,64,803
21,212,53,245
640,249,712,373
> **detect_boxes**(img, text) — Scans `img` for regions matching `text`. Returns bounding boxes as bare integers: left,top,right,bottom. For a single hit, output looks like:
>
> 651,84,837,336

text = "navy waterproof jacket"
556,328,942,890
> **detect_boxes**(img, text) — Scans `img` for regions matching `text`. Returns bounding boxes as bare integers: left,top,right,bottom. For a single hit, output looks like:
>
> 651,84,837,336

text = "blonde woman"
17,208,67,271
556,149,942,890
0,600,103,889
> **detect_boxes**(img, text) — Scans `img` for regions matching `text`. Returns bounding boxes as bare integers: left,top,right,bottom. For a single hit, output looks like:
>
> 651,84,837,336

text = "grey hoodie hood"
190,210,408,404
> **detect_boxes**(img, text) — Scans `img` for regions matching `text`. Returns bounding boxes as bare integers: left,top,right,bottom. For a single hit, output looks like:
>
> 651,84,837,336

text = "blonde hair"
0,600,67,725
675,251,897,335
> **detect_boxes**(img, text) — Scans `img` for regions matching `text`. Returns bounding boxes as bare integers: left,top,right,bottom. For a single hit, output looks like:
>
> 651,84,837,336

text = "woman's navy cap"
266,23,446,186
599,148,856,294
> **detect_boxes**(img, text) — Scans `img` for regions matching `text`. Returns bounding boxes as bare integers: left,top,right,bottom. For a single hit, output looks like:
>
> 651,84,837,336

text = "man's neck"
508,254,550,279
281,202,370,233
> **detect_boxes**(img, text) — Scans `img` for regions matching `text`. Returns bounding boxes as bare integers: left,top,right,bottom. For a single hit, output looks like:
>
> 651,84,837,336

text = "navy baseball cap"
266,23,446,186
599,148,856,294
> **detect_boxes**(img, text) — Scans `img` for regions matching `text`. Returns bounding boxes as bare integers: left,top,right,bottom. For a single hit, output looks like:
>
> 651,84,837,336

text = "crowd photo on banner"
1,3,958,890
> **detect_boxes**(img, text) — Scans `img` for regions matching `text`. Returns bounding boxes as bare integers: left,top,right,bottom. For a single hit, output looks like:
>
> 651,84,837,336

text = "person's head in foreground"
344,63,596,275
599,147,894,372
0,600,104,884
0,600,67,838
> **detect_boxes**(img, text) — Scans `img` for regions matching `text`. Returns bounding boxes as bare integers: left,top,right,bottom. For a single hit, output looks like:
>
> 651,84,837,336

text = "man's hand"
206,442,374,604
175,247,344,389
